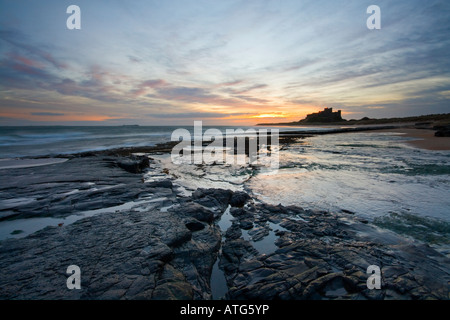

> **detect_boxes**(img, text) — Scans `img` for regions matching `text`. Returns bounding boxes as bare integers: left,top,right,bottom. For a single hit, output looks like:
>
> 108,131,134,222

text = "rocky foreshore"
0,151,449,300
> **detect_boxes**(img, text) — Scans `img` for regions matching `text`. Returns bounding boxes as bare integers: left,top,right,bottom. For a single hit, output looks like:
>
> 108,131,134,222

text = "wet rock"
174,202,214,223
229,207,254,230
434,125,450,137
160,223,192,247
221,203,450,300
192,188,233,211
229,207,247,218
0,154,449,301
170,223,222,299
152,264,193,300
0,197,220,300
221,238,258,276
147,179,173,189
239,219,253,230
224,222,242,240
0,156,158,221
229,192,251,207
248,225,269,241
185,220,206,232
117,156,150,173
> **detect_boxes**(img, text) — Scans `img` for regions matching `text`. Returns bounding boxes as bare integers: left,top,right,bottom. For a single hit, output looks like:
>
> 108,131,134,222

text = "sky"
0,0,449,126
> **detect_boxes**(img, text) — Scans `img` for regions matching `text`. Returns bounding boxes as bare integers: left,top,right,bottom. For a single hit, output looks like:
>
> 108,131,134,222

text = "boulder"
175,202,214,223
147,179,173,189
434,124,450,137
229,191,251,207
117,156,150,173
192,188,233,210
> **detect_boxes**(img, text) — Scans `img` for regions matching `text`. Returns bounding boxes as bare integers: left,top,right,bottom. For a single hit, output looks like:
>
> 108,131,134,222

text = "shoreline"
2,126,448,171
0,130,449,300
277,124,450,151
1,159,449,299
257,112,450,127
375,128,450,151
2,123,448,164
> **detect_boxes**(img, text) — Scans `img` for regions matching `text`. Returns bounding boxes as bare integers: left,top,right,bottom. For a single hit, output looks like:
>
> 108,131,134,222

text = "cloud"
131,79,168,96
1,1,450,124
128,56,142,63
104,117,142,123
227,84,268,95
233,95,270,104
30,112,65,116
148,112,251,119
149,85,221,104
0,29,67,70
148,84,272,109
0,50,125,104
220,80,245,87
0,29,125,104
50,77,120,103
289,98,317,106
155,86,218,102
366,106,385,110
0,55,56,90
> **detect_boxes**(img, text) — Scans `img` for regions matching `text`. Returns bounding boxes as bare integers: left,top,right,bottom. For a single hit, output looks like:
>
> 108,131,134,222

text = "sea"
0,125,449,252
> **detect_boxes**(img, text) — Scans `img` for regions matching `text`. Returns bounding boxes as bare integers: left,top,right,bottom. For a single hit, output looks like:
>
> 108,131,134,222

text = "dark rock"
248,225,269,241
0,195,221,300
0,156,156,221
175,202,214,223
221,203,450,300
239,219,254,230
147,179,173,189
414,122,433,129
152,281,193,300
117,156,150,173
161,224,192,247
229,207,245,217
435,130,450,137
152,264,193,300
229,191,251,207
1,152,449,301
221,238,258,276
185,220,205,232
224,222,242,240
192,188,233,211
434,124,450,137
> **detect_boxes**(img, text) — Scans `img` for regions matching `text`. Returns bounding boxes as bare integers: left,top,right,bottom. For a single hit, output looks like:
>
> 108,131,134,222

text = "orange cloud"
0,110,115,122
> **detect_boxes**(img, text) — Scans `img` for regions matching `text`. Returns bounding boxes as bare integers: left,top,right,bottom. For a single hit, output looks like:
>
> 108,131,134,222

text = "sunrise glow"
1,1,449,126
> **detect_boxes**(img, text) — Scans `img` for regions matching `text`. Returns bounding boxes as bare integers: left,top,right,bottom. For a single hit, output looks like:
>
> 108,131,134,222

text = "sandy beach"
377,128,450,151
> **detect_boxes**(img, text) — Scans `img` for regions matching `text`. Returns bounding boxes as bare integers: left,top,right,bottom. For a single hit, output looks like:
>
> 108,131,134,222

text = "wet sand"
377,128,450,151
278,124,450,151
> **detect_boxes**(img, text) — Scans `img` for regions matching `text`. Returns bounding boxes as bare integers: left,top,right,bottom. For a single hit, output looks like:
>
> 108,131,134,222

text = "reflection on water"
211,205,291,299
154,130,449,250
0,198,153,241
211,205,231,299
248,132,450,223
211,254,227,300
241,221,288,256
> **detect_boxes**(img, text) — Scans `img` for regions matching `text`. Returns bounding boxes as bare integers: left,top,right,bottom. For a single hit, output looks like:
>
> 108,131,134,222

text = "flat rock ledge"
1,190,448,300
0,191,225,300
0,156,448,300
221,204,450,300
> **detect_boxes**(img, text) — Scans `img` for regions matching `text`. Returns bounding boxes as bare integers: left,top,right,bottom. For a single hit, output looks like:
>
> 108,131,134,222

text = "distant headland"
257,108,450,128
